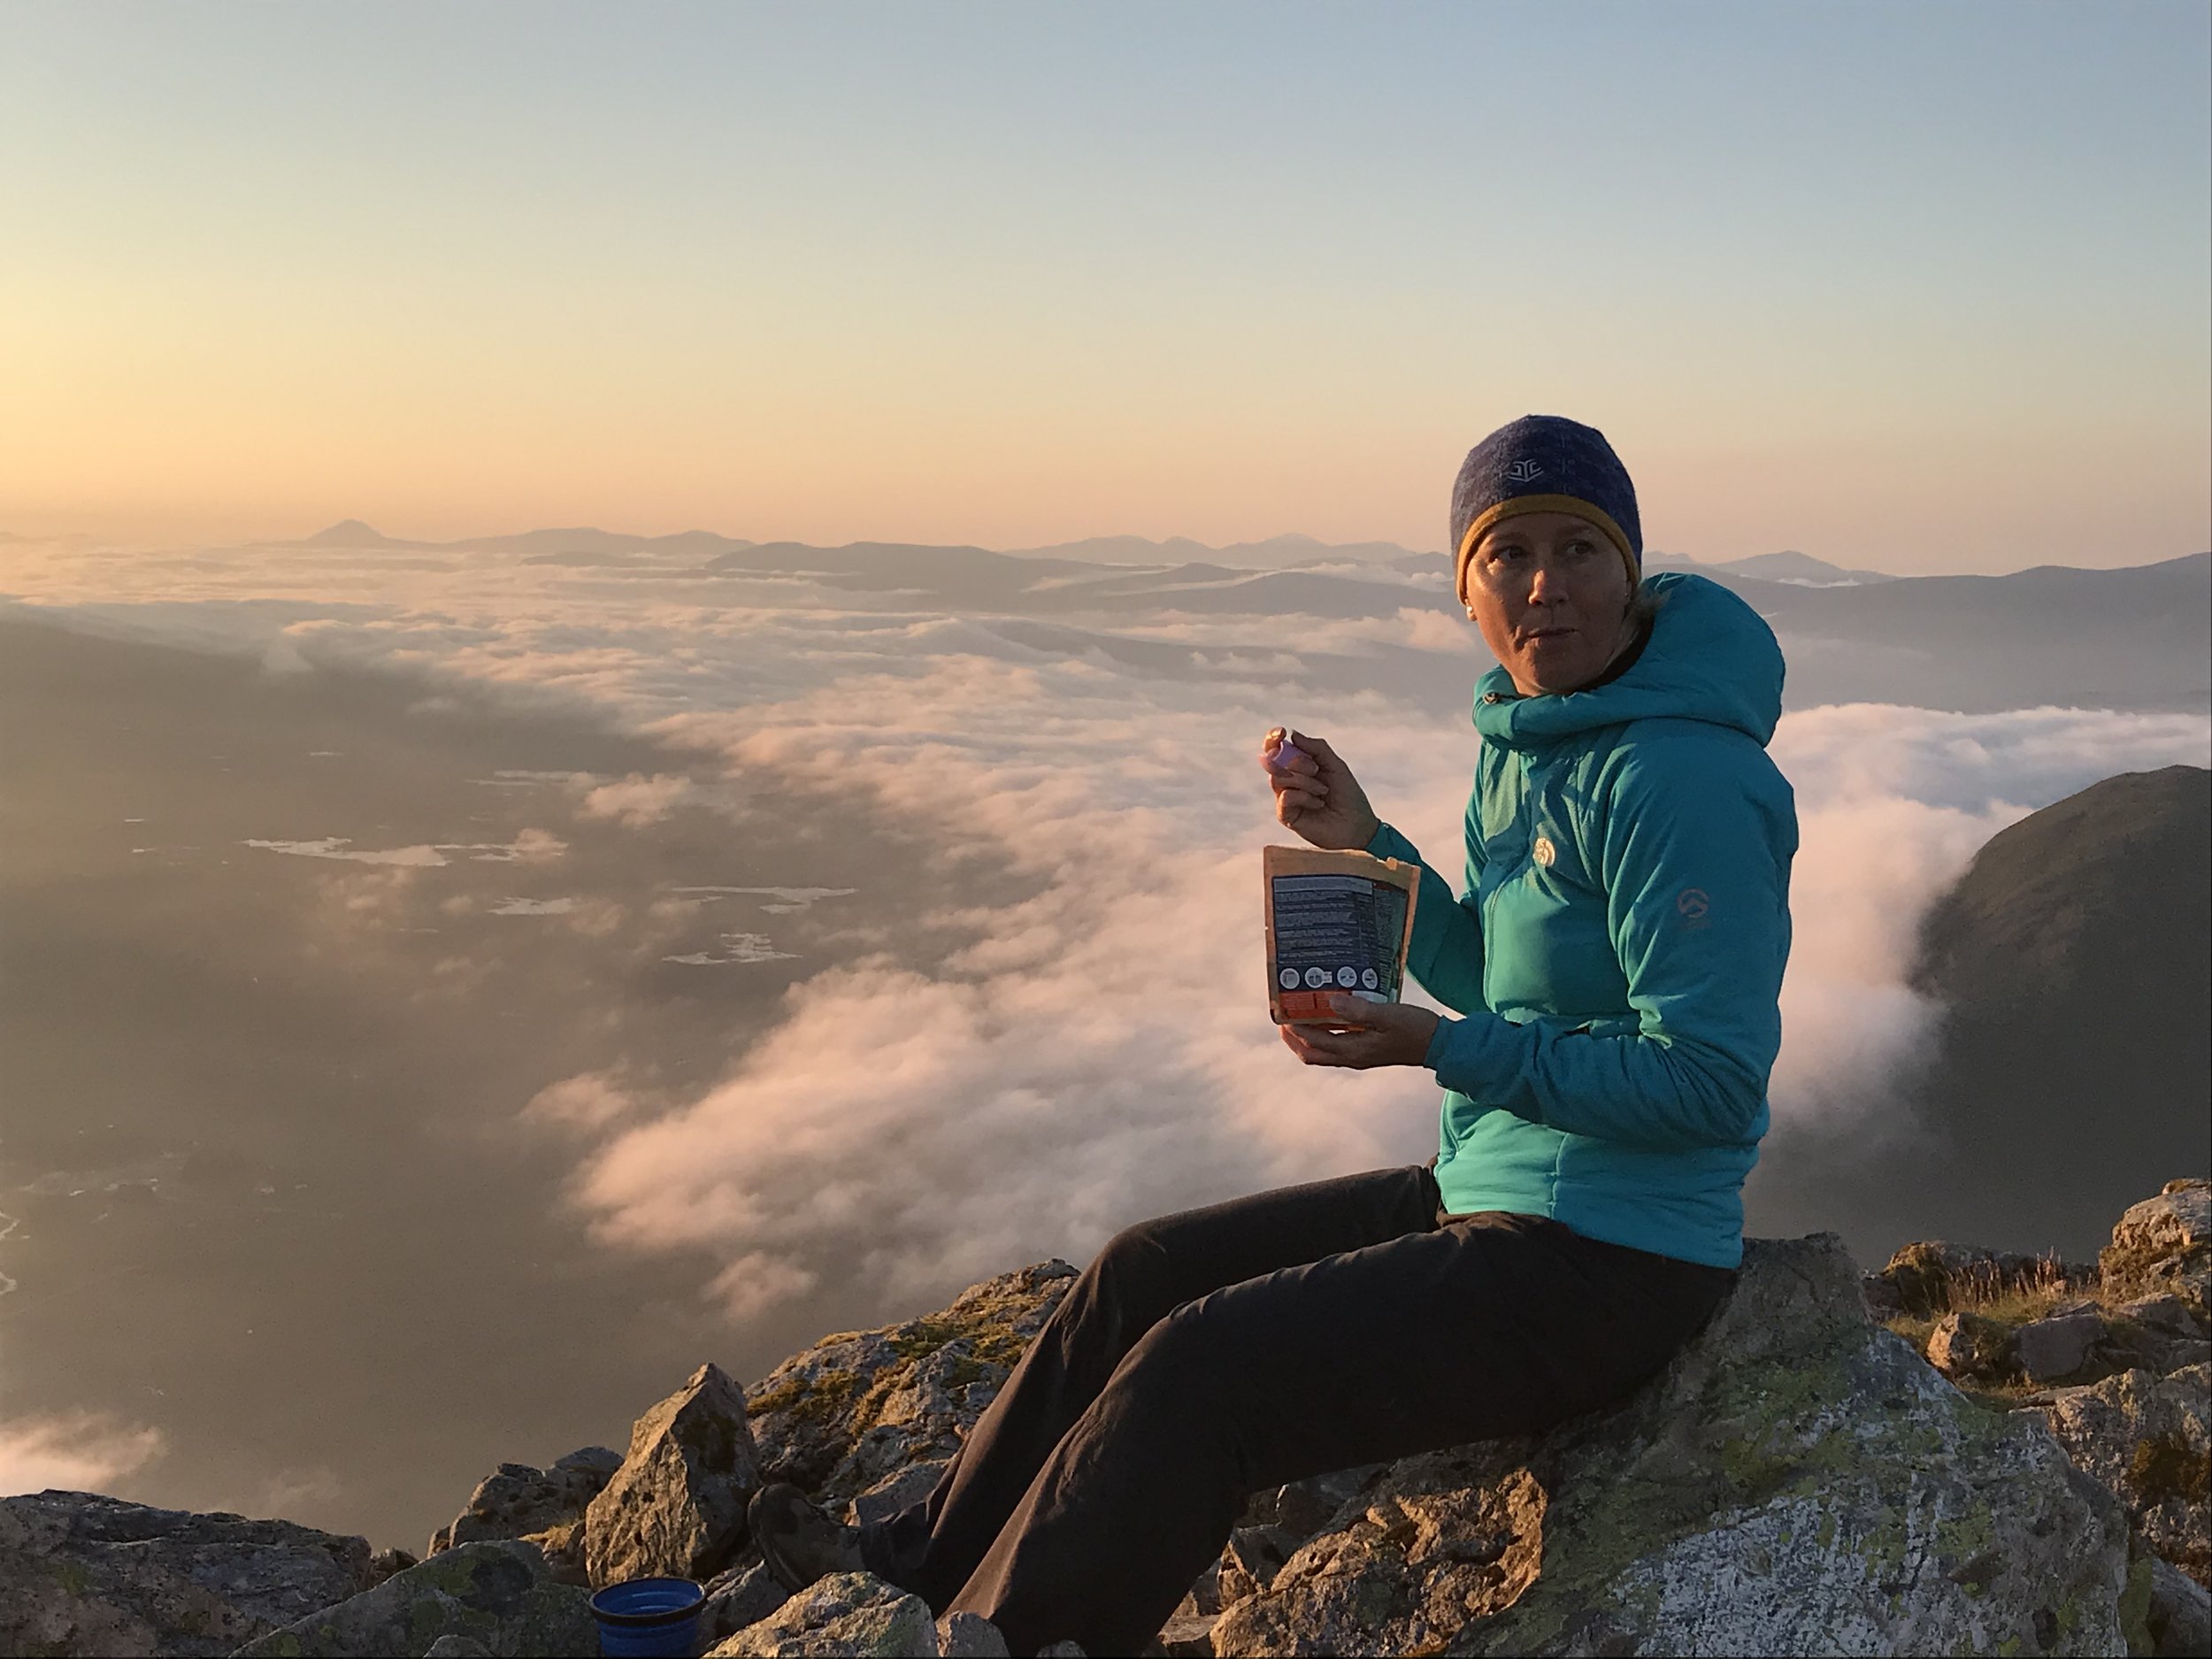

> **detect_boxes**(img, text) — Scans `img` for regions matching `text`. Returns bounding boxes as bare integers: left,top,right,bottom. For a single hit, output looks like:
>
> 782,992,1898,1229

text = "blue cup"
589,1576,706,1658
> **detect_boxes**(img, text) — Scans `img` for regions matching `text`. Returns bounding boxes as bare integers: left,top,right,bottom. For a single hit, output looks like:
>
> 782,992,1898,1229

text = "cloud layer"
566,666,2212,1321
8,535,2208,1333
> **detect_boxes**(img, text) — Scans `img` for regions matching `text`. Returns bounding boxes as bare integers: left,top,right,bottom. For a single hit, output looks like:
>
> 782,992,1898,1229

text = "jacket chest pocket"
1502,764,1594,894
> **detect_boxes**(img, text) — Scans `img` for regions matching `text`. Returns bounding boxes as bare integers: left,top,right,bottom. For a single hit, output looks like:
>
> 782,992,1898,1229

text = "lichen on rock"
584,1360,762,1588
230,1537,595,1658
706,1569,938,1657
1211,1441,1542,1656
425,1448,620,1560
744,1260,1077,1514
0,1491,373,1659
1215,1235,2135,1658
23,1185,2212,1659
2101,1180,2211,1320
2036,1362,2211,1589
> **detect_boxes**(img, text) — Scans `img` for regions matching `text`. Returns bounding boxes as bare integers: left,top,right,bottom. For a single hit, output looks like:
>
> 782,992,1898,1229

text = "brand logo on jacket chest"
1532,834,1557,869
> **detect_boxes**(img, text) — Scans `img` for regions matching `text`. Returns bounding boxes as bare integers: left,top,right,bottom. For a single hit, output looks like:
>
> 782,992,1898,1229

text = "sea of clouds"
3,532,2207,1487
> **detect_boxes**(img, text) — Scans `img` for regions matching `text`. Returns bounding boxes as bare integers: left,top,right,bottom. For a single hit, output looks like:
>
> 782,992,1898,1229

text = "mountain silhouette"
276,528,2208,711
1754,552,2210,712
303,519,422,548
1916,764,2211,1013
1907,764,2210,1252
1752,765,2211,1261
1648,548,1895,585
1014,532,1431,568
295,523,753,560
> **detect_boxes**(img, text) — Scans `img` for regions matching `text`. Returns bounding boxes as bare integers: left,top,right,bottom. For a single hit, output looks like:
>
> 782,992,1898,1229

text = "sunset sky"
4,1,2207,572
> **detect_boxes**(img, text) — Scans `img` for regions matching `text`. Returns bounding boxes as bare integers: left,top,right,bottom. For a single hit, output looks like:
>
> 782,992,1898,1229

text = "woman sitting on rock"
749,414,1800,1656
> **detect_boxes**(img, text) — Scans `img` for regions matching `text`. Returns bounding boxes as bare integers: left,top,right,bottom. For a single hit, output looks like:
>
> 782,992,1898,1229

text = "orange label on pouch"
1278,987,1387,1023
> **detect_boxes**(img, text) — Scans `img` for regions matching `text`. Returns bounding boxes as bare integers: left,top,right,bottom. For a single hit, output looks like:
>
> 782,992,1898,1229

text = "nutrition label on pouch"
1269,872,1409,1014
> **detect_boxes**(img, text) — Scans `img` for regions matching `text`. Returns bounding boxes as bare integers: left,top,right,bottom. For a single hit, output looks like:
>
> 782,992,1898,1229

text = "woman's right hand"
1261,728,1381,851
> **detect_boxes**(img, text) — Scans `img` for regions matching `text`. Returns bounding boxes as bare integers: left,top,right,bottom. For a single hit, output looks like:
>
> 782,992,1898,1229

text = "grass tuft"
1880,1250,2086,1391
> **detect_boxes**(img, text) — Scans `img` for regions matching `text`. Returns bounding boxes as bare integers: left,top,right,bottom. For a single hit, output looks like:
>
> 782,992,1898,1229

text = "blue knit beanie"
1450,414,1641,603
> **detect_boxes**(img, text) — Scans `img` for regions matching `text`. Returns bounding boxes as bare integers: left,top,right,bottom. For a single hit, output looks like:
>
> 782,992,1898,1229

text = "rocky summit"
4,1185,2208,1658
1215,1235,2129,1658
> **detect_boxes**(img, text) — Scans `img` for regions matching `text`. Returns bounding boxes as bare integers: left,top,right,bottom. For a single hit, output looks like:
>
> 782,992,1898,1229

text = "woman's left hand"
1279,997,1440,1069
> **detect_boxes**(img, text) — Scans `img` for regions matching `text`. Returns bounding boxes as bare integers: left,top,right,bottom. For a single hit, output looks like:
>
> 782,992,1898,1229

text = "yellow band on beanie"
1455,494,1640,605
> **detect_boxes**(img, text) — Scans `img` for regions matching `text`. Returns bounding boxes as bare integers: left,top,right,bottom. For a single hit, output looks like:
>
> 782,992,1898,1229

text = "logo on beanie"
1505,459,1544,483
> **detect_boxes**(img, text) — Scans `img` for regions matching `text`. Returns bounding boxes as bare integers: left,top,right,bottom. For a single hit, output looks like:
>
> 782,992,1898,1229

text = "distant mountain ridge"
1013,532,1439,569
293,518,2212,596
297,520,1888,579
1647,548,1896,586
281,525,2212,712
290,522,1422,570
294,521,757,559
1751,551,2209,711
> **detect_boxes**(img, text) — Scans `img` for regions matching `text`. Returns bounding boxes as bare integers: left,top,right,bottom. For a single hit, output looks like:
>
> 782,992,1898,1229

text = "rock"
1210,1441,1544,1656
585,1361,762,1588
2146,1552,2212,1656
707,1570,937,1656
1875,1240,1985,1318
1034,1645,1086,1658
0,1490,373,1658
1241,1465,1382,1542
1216,1523,1299,1605
420,1639,492,1658
2097,1299,2212,1379
703,1556,792,1643
1859,1270,1904,1319
518,1518,586,1586
1217,1234,2136,1657
746,1261,1077,1510
851,1459,951,1529
554,1445,626,1480
426,1448,622,1558
232,1538,595,1657
2016,1304,2112,1385
365,1546,418,1588
2035,1362,2211,1587
1925,1309,2016,1384
937,1609,1012,1656
2117,1293,2209,1340
1148,1609,1217,1658
2102,1179,2212,1317
1176,1559,1223,1617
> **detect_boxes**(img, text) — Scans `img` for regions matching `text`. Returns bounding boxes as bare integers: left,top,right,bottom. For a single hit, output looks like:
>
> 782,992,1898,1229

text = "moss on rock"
1213,1237,2132,1658
743,1260,1076,1508
2127,1432,2210,1506
232,1540,595,1658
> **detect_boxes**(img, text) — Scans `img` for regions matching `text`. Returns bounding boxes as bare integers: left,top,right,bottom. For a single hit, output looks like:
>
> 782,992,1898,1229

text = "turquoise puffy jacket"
1366,572,1797,1268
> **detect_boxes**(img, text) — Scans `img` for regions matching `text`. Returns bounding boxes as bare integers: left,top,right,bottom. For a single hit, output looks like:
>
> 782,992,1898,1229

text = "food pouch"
1263,845,1419,1024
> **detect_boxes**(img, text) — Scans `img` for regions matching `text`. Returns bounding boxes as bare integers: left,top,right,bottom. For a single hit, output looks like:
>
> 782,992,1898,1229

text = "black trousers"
859,1164,1735,1656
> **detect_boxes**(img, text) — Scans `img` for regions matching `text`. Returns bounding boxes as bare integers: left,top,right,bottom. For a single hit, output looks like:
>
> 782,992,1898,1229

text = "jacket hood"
1471,572,1785,749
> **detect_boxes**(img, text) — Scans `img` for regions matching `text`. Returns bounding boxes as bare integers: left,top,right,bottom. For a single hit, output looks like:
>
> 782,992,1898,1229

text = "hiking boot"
749,1481,865,1593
